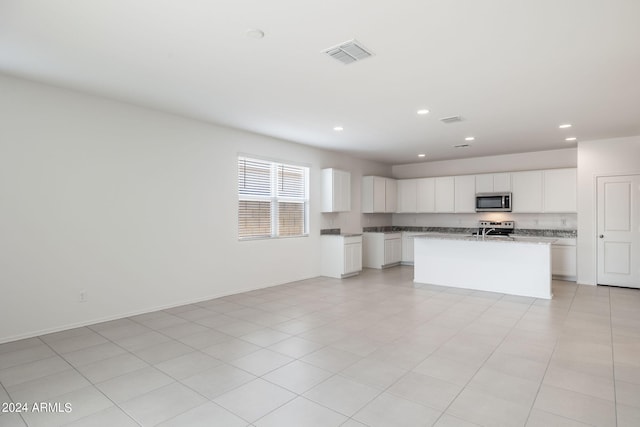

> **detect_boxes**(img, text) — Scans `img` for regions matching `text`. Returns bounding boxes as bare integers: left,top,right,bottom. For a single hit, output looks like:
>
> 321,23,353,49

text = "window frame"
237,155,310,241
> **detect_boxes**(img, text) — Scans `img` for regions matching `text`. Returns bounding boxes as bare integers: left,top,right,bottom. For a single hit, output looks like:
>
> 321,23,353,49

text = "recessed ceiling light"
465,136,475,141
246,29,265,39
333,126,344,131
559,124,572,129
565,137,577,141
417,109,429,115
418,153,426,158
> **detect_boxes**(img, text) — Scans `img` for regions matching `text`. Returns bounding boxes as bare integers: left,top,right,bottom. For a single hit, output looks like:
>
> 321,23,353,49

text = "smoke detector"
324,39,373,65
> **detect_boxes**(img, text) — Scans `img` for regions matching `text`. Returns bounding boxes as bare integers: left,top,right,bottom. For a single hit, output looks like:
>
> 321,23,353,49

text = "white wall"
577,136,640,285
0,74,391,343
392,148,577,179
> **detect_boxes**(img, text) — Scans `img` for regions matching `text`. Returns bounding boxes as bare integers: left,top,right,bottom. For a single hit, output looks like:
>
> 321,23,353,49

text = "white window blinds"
238,157,309,239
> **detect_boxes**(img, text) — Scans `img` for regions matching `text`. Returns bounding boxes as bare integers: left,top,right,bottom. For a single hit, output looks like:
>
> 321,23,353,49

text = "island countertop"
413,233,557,245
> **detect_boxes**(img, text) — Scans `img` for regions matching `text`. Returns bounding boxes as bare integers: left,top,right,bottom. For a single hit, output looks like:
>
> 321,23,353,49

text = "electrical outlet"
561,218,567,226
79,291,87,303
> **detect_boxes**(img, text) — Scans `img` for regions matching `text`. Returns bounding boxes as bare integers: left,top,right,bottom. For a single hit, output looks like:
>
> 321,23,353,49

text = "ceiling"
1,1,639,164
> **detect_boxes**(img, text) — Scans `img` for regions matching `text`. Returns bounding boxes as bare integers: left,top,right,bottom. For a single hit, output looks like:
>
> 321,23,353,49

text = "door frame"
594,172,640,286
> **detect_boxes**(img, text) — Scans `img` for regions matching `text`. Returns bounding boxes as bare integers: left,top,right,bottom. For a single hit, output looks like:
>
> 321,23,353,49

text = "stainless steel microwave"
475,192,512,212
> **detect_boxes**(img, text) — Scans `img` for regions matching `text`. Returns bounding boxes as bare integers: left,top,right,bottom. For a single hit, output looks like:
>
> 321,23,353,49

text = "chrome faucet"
482,227,496,240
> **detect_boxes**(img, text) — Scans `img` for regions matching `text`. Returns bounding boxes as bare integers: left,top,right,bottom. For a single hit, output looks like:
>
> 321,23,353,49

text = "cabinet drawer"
343,236,362,245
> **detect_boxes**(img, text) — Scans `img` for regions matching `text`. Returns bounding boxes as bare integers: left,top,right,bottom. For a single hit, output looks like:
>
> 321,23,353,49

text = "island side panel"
413,237,552,299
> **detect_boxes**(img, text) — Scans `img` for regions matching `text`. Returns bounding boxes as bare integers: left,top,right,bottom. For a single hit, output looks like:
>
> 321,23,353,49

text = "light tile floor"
1,266,639,426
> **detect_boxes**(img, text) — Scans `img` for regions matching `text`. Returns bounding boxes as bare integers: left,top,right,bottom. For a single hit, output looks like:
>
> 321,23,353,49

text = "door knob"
599,235,604,238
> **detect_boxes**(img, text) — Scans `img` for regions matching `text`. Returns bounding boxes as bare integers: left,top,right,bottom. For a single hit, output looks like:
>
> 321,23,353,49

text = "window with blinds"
238,157,309,239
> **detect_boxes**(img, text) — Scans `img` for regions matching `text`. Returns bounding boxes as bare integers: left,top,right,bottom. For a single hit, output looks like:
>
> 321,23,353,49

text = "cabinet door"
373,177,386,212
417,178,436,212
344,242,362,274
362,176,386,213
475,174,494,193
401,234,413,263
338,170,351,212
455,175,476,213
475,173,511,193
391,238,402,263
435,177,455,213
384,238,402,265
385,178,397,213
512,171,543,212
321,169,334,212
551,245,577,277
397,179,417,213
544,168,576,213
323,169,351,212
493,173,512,192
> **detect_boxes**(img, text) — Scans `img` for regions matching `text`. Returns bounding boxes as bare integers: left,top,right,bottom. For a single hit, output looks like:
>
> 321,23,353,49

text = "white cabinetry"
385,178,397,213
544,168,577,213
511,170,543,213
395,168,575,214
362,176,397,213
476,173,511,193
321,168,351,212
363,232,402,269
401,232,427,265
396,179,418,213
512,168,576,213
454,175,476,213
417,178,436,212
551,238,577,280
435,177,455,213
320,235,362,278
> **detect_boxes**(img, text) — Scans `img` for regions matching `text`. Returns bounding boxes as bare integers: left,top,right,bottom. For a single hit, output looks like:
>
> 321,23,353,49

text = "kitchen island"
414,234,556,299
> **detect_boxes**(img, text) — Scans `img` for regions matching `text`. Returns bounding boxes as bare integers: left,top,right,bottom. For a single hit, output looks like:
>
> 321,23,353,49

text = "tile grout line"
251,279,450,425
608,286,618,427
428,291,539,426
522,280,578,426
0,377,30,427
35,338,143,427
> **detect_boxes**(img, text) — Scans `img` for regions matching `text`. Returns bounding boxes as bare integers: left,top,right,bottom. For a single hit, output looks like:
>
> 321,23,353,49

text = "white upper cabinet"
435,176,455,213
543,168,577,212
394,168,575,214
362,176,397,213
385,178,397,213
321,168,351,212
396,179,417,213
511,170,544,213
454,175,476,213
476,173,512,193
493,173,512,192
417,178,436,212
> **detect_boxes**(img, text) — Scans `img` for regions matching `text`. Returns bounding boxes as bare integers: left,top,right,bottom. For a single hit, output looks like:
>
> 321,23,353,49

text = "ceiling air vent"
440,116,464,124
324,39,373,65
453,143,470,148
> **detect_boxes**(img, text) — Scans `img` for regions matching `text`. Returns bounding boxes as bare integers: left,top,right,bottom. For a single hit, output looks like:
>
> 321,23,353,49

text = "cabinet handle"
599,235,604,238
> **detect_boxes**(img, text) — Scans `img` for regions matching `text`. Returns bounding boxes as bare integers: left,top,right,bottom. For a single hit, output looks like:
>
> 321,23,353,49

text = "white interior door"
597,175,640,288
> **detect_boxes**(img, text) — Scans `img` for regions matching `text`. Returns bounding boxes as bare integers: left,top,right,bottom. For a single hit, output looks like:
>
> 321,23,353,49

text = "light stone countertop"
414,233,557,244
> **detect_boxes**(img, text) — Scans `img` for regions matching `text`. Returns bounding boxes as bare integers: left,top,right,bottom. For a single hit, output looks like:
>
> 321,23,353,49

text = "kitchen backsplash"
391,212,577,230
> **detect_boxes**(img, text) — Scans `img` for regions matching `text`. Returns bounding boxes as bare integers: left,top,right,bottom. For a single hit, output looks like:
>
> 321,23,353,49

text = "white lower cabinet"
363,232,402,269
401,232,428,265
551,238,577,280
321,235,362,278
